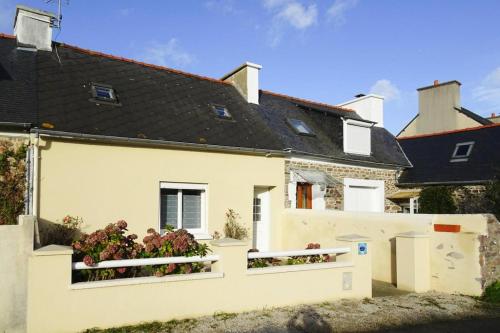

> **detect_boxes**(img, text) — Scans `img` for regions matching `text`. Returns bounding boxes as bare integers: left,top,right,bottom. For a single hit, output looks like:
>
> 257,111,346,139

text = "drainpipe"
32,132,41,248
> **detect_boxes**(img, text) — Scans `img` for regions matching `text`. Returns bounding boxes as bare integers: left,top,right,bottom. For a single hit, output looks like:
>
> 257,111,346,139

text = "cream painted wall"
27,239,371,333
279,209,489,295
37,139,284,247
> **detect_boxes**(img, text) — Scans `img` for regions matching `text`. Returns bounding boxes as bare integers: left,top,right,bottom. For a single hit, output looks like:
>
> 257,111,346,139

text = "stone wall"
479,214,500,288
285,159,402,213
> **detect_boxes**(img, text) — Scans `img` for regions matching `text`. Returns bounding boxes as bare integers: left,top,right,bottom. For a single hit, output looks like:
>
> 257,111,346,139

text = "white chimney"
14,5,56,51
221,62,262,104
337,94,384,127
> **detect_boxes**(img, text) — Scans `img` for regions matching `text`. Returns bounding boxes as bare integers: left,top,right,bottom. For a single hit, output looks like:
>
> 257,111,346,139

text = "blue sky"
1,0,500,134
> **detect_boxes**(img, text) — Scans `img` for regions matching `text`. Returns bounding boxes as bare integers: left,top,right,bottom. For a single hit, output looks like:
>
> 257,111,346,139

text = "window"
287,118,315,136
91,83,118,104
159,182,207,235
253,197,261,222
212,105,232,119
451,142,474,162
296,182,312,209
343,119,372,156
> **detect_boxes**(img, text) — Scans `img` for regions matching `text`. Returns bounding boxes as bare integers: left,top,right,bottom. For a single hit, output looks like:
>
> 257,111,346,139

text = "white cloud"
472,67,500,111
370,79,401,102
277,2,318,29
140,39,195,68
205,0,238,14
264,1,318,46
327,0,358,26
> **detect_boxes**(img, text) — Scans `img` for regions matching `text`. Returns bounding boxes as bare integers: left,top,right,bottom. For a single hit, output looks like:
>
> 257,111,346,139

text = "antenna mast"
46,0,66,29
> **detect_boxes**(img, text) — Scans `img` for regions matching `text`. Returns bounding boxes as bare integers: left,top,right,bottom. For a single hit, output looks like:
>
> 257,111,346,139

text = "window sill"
192,233,213,240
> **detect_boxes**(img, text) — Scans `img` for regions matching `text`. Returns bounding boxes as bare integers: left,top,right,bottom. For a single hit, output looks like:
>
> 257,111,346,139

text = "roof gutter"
32,129,286,157
0,122,32,131
285,148,411,169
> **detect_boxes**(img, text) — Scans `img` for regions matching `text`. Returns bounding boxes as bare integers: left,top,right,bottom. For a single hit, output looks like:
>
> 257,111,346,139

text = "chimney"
416,80,461,133
13,5,56,51
337,94,384,127
221,62,262,104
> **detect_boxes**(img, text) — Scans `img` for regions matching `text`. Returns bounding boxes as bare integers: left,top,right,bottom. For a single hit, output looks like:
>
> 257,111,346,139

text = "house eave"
33,129,286,158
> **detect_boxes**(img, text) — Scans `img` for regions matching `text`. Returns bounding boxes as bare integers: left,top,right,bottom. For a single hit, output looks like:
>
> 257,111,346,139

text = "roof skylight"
91,83,118,104
212,105,232,119
451,141,474,162
287,118,314,136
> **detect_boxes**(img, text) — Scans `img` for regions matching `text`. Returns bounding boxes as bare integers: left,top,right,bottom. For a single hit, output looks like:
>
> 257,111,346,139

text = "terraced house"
1,5,410,252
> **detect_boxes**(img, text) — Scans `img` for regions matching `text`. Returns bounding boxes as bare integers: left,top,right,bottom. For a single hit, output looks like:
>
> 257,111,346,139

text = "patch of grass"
82,318,198,333
482,281,500,304
213,311,238,321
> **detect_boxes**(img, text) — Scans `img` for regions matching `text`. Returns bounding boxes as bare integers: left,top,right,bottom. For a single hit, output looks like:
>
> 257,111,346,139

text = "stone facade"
479,214,500,288
285,159,402,213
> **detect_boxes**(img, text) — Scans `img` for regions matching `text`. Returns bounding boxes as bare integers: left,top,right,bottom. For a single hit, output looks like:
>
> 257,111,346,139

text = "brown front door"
296,182,312,209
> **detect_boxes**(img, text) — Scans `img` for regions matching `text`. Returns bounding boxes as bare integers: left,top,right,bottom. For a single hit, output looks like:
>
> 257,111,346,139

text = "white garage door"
344,178,384,213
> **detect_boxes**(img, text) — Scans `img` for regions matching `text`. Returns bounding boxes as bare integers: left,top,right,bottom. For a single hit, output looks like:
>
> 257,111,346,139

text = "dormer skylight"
91,83,118,104
287,118,314,136
212,105,232,119
451,142,474,162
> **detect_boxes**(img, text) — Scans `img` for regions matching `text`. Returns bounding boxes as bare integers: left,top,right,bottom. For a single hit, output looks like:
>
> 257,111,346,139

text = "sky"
1,0,500,134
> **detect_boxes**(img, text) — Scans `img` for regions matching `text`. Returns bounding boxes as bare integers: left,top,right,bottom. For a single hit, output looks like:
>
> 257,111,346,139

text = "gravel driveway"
84,292,500,333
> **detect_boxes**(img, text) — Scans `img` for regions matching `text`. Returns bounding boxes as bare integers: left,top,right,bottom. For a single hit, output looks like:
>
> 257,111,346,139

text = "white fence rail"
72,255,220,270
247,247,350,259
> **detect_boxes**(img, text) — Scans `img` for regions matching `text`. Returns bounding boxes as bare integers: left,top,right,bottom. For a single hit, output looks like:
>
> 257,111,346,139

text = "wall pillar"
336,234,372,297
396,231,430,292
210,238,249,277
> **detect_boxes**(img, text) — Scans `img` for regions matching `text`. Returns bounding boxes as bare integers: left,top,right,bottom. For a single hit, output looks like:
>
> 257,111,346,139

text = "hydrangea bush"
72,221,210,281
141,227,210,277
72,220,143,281
0,140,26,225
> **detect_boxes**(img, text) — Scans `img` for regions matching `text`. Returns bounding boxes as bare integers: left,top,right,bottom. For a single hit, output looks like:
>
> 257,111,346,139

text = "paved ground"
85,288,500,333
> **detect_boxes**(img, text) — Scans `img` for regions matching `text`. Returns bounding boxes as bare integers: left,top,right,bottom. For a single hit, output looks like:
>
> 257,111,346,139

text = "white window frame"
450,141,474,162
343,118,373,156
159,182,208,238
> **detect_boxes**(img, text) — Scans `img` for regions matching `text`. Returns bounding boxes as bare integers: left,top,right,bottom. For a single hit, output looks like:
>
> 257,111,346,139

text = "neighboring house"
395,80,500,212
397,80,493,138
487,112,500,124
0,6,410,251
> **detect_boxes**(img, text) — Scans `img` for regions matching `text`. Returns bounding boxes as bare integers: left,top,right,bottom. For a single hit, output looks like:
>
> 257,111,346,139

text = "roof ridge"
398,123,500,140
0,33,16,40
261,89,355,113
57,42,232,86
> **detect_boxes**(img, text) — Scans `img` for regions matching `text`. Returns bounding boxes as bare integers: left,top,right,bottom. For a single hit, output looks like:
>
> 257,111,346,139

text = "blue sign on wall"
358,242,367,255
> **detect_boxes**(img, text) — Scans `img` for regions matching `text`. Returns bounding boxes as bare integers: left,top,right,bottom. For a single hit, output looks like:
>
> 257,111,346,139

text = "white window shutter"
288,182,296,208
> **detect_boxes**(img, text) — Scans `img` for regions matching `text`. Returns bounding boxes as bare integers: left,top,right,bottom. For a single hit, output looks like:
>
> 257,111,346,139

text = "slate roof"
254,91,411,167
398,124,500,186
0,36,37,125
0,34,410,167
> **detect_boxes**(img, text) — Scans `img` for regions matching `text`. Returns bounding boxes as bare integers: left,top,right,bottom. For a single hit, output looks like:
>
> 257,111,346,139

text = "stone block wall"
479,214,500,288
285,159,402,213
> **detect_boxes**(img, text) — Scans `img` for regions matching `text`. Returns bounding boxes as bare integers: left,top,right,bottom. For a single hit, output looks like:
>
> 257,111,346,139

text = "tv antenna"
45,0,69,30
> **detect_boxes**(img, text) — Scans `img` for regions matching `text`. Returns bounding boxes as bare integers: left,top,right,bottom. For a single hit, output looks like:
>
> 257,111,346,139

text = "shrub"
72,220,143,281
0,140,26,225
419,186,457,214
141,227,210,277
223,209,248,240
39,215,84,246
247,243,329,268
482,281,500,304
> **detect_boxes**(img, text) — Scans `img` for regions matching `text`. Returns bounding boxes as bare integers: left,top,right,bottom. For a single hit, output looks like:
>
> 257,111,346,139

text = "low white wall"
0,216,35,333
279,209,491,295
